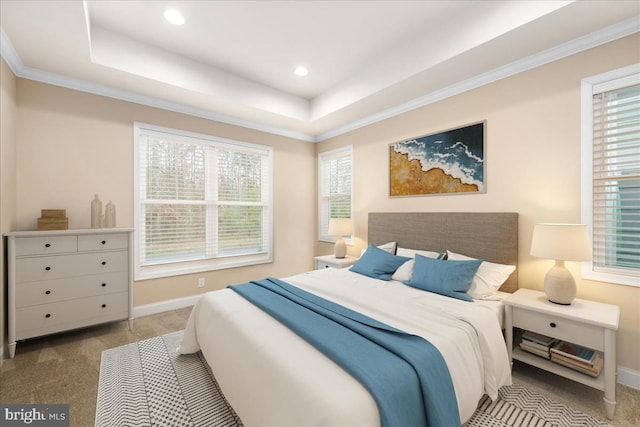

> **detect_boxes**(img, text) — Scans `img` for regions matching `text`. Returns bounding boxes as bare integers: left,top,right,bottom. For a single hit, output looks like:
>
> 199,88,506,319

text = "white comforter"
179,268,512,426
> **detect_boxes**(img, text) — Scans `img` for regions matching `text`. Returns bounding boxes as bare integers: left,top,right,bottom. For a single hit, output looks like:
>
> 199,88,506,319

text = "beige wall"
317,34,640,373
12,80,316,306
1,58,18,360
3,34,639,376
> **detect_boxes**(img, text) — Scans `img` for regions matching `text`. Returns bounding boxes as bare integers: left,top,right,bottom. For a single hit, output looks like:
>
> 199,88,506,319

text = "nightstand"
314,254,358,270
504,288,620,420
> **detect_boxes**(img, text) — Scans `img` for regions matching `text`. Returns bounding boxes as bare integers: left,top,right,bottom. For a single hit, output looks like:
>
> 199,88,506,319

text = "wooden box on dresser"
6,228,134,358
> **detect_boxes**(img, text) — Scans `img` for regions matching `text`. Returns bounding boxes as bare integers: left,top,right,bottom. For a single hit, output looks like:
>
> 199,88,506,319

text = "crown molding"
0,27,23,75
30,65,318,142
315,16,640,141
2,17,638,144
0,27,315,143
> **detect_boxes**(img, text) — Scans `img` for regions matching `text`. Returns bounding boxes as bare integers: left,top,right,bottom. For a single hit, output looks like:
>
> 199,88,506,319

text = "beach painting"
389,122,485,197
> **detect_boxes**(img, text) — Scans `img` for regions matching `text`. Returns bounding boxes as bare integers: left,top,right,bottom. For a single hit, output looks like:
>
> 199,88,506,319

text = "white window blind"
582,69,640,286
134,123,272,280
318,146,353,242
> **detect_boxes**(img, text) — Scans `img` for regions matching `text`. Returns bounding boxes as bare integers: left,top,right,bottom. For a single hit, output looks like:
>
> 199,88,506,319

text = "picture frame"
389,121,485,197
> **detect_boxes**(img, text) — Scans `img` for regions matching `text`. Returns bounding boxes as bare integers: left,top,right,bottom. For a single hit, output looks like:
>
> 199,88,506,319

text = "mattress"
179,267,512,426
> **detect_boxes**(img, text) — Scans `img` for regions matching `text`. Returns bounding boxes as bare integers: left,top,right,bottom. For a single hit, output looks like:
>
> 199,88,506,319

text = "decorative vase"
105,201,116,228
91,194,102,228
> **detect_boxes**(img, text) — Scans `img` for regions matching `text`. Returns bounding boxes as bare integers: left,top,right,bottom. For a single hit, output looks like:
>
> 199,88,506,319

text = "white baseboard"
618,366,640,390
132,294,201,319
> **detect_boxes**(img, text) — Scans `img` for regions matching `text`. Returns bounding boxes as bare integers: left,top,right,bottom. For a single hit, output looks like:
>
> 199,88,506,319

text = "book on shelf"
518,330,556,358
522,331,556,347
550,340,597,365
519,341,551,359
521,338,553,352
551,352,603,377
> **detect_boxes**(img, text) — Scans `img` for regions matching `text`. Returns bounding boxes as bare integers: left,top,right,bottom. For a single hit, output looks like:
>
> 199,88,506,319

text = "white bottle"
91,194,103,228
105,201,116,228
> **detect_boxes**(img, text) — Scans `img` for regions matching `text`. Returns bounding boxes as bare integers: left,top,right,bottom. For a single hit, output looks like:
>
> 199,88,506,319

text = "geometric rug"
95,331,242,427
96,331,612,427
463,385,612,427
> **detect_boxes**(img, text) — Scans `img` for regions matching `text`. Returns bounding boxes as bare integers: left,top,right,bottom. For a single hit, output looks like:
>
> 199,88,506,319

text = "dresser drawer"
15,235,77,256
512,307,604,351
7,229,133,358
16,271,129,307
78,233,128,251
15,292,128,341
15,251,128,283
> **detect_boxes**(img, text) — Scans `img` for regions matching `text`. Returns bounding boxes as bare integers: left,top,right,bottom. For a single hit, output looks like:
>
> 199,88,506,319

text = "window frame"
133,122,273,280
318,145,354,244
580,64,640,287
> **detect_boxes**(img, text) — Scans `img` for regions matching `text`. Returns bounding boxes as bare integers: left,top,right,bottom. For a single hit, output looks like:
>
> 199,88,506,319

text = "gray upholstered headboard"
368,212,519,292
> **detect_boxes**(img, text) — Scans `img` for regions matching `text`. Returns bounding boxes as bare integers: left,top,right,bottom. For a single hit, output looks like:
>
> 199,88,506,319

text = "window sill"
582,263,640,288
135,253,272,281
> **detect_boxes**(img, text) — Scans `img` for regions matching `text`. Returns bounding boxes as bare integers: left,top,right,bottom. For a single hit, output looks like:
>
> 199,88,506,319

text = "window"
581,65,640,286
318,146,353,242
134,123,272,280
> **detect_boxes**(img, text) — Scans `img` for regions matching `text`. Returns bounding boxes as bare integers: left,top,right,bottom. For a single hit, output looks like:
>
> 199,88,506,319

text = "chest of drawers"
7,228,134,358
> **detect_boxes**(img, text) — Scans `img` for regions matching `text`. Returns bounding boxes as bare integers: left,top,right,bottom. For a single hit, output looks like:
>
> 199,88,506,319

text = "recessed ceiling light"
164,9,185,26
294,66,308,77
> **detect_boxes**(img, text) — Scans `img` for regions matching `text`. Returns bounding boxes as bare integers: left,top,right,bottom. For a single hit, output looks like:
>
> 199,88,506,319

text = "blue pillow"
403,254,482,302
350,244,411,280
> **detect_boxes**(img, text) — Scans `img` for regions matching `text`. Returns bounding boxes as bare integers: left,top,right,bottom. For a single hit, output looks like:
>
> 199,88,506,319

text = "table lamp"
328,218,352,258
530,223,592,305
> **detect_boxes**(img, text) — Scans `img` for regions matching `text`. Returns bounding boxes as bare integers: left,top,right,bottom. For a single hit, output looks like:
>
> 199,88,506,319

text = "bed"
179,212,519,426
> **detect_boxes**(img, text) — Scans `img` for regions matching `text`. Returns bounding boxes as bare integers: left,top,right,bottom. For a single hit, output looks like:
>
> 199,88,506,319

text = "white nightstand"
314,254,358,270
504,288,620,420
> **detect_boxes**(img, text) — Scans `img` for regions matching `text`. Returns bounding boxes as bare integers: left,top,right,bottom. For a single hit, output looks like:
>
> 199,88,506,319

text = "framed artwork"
389,121,485,197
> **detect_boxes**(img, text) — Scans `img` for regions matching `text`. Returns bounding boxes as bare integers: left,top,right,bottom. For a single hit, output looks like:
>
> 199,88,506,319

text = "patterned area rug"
96,331,612,427
96,331,242,427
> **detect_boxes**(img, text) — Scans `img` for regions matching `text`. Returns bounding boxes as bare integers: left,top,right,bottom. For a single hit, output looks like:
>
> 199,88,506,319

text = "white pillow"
446,250,515,299
392,248,443,281
396,247,442,259
361,241,397,256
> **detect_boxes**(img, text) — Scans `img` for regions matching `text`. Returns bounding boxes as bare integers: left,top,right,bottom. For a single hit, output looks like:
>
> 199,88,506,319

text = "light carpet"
96,331,612,427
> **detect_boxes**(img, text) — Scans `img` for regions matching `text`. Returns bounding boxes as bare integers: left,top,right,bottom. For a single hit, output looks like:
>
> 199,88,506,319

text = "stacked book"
519,331,556,359
550,341,603,377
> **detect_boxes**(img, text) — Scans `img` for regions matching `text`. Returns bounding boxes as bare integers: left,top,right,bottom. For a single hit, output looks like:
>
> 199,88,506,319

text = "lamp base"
548,300,572,306
334,237,346,258
544,260,576,305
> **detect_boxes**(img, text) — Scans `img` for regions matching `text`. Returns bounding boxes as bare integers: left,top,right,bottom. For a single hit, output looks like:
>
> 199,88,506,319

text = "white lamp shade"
530,223,592,261
328,218,352,237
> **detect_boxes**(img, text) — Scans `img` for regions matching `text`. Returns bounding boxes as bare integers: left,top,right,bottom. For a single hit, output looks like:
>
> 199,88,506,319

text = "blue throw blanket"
229,277,460,427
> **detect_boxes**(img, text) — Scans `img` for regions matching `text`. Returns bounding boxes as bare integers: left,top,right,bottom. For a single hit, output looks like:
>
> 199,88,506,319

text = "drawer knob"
45,243,51,248
550,322,557,328
101,240,106,245
101,304,107,308
101,261,106,266
45,290,51,295
101,283,107,287
45,266,51,271
45,313,51,318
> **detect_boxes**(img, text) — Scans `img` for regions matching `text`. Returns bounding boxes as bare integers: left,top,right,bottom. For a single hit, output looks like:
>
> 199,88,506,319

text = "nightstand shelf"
314,254,358,270
505,288,619,420
512,347,605,391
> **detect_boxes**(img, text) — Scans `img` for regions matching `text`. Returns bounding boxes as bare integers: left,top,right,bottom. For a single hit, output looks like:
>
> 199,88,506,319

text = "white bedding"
474,290,510,328
179,268,512,426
